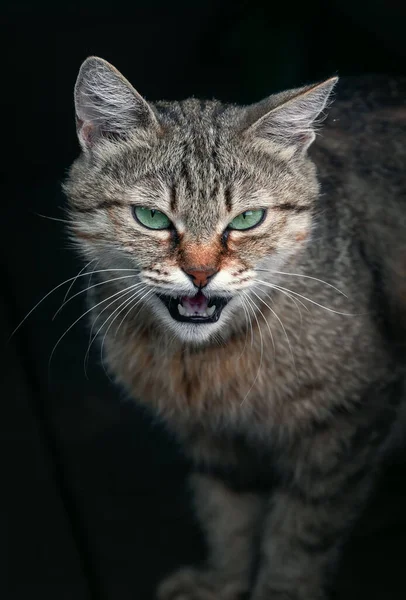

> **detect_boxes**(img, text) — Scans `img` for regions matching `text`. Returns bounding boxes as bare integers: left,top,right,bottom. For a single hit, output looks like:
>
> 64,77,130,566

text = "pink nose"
183,267,218,288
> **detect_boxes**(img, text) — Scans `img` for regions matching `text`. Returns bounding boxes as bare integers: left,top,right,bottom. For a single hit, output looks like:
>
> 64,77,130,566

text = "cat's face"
65,57,336,345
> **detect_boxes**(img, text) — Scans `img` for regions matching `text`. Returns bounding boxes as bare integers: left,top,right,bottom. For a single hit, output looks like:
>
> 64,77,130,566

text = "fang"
178,303,187,316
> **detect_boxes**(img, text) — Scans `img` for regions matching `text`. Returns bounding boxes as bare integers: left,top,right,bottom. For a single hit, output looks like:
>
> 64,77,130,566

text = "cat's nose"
183,267,218,288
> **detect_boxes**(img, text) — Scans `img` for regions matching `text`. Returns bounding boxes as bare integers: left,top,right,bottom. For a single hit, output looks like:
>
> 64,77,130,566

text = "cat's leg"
157,473,265,600
251,408,396,600
251,488,351,600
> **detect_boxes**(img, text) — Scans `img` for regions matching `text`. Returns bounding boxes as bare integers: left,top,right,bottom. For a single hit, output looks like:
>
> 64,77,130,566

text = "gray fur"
64,57,406,600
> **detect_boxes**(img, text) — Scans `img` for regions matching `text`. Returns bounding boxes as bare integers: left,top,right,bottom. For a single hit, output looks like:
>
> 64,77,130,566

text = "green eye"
228,209,265,231
133,206,172,230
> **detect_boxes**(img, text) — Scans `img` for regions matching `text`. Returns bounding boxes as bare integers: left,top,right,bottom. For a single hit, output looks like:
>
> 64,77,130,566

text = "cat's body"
65,58,406,600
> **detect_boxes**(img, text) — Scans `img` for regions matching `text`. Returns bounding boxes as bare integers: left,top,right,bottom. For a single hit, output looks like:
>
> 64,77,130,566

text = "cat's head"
64,57,337,345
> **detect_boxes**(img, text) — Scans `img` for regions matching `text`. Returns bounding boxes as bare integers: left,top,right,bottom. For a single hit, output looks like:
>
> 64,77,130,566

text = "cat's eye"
227,209,265,231
132,206,172,230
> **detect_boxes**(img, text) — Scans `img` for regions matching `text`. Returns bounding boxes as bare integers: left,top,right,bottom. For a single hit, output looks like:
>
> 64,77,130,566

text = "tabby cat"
64,57,406,600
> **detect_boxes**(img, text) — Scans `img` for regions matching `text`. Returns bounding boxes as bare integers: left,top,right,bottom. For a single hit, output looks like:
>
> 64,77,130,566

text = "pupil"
151,209,156,218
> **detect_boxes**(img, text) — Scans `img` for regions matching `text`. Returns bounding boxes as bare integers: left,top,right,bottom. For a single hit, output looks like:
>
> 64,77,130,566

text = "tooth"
207,305,216,316
178,304,187,316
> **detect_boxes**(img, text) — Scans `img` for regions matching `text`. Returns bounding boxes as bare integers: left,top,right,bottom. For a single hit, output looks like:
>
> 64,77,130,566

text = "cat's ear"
244,77,338,152
74,56,159,150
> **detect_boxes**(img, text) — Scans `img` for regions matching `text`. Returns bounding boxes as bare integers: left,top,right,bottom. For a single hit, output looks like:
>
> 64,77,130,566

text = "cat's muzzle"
157,291,230,324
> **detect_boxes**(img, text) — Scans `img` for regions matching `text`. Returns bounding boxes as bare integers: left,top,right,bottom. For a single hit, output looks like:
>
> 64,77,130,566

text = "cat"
64,57,406,600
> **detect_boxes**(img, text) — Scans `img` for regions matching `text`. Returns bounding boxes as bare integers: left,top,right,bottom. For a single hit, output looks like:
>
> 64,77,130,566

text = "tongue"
181,291,209,314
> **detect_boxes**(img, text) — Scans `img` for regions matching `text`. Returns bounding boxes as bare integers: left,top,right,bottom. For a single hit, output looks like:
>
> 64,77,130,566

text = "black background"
2,2,406,599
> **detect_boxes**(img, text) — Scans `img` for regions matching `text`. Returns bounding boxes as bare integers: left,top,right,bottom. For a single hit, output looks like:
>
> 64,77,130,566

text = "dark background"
2,2,406,599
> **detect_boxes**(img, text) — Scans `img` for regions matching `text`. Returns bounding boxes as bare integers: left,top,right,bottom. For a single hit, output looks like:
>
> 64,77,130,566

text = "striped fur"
64,58,406,600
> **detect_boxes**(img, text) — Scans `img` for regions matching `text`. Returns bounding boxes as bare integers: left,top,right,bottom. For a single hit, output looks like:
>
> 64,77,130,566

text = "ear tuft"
245,77,338,151
74,56,157,150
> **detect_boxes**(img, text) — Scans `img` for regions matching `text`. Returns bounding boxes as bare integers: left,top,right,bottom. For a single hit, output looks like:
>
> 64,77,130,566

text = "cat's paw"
156,567,248,600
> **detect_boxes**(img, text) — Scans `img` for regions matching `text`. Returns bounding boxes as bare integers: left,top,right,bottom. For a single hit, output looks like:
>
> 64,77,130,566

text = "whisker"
53,273,140,320
83,283,146,376
61,259,96,306
260,283,309,313
114,286,151,335
99,288,153,381
255,268,348,297
236,295,251,360
95,287,148,358
34,212,73,225
246,298,255,349
9,267,138,340
250,289,297,378
48,282,141,373
83,263,100,373
83,260,100,304
245,291,275,356
86,282,145,344
94,296,130,385
263,288,304,332
254,279,308,330
254,279,360,317
240,292,264,405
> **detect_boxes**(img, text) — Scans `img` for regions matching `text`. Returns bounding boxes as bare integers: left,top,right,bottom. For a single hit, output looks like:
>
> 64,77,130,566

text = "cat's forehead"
124,101,248,218
155,97,239,128
108,99,242,179
130,153,236,230
94,97,308,225
129,133,257,220
154,99,243,160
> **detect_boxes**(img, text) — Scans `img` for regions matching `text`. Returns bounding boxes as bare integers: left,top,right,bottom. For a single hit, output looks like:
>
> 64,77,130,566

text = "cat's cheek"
224,233,255,262
224,238,272,268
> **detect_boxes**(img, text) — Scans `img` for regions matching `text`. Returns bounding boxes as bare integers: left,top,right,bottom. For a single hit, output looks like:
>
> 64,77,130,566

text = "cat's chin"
168,321,227,345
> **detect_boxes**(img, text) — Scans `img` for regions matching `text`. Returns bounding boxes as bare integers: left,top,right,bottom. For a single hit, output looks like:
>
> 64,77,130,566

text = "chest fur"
105,303,382,435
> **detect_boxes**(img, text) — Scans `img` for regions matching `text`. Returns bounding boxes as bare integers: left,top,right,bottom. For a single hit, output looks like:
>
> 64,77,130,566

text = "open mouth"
158,291,230,324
